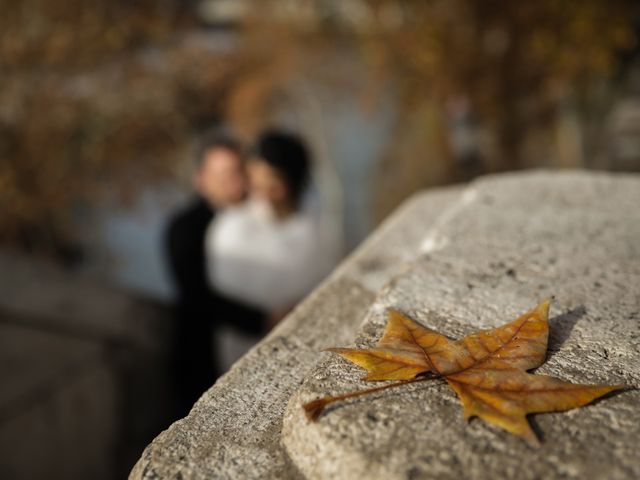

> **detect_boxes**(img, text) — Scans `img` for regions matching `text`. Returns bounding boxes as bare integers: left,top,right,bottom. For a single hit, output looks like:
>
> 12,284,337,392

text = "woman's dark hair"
253,129,311,206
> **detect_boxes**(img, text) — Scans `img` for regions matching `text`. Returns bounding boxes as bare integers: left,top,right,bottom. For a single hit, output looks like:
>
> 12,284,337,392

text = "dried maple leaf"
303,300,624,445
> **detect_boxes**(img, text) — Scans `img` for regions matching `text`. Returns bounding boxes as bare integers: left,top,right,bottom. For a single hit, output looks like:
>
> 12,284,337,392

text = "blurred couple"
165,129,327,413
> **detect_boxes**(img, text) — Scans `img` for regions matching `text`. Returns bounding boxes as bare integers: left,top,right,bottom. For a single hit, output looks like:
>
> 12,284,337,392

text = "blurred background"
1,1,640,478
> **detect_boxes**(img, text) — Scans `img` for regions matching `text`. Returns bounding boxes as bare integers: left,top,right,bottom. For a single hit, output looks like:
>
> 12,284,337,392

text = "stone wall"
131,171,639,479
0,251,173,479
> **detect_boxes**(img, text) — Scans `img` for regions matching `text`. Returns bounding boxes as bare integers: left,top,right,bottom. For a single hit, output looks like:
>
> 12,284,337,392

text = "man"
165,133,264,415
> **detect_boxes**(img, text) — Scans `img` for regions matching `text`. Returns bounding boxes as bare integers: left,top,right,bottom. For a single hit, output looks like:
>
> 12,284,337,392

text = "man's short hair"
196,131,244,167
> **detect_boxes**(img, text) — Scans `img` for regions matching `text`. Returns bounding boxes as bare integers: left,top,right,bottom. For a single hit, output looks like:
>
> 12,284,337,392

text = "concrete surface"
132,171,639,479
284,171,639,479
130,186,462,479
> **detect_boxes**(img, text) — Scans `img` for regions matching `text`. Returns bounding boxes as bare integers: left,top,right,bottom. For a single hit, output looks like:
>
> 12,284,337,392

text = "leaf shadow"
526,415,546,445
526,386,632,446
546,305,586,360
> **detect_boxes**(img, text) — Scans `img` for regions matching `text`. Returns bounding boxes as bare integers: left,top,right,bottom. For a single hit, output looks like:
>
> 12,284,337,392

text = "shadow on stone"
527,415,546,446
547,306,586,359
527,386,631,447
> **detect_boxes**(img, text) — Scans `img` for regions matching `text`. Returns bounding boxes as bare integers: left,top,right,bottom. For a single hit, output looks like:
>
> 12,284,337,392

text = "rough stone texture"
130,186,463,479
283,171,640,479
132,171,640,480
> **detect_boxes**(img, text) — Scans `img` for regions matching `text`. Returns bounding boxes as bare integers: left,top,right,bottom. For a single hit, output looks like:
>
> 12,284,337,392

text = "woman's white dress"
205,198,325,313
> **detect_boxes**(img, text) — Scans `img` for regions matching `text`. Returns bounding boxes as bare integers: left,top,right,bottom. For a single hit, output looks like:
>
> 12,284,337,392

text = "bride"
205,129,328,334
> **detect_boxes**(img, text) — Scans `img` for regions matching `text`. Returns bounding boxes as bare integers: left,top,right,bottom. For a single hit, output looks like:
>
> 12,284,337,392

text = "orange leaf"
306,300,625,446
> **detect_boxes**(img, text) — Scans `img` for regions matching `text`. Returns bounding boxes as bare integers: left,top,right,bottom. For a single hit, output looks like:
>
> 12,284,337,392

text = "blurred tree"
0,0,249,258
229,0,637,220
1,0,637,256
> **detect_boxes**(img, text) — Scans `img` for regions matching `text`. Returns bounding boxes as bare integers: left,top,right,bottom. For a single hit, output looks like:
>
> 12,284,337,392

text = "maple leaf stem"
303,375,437,421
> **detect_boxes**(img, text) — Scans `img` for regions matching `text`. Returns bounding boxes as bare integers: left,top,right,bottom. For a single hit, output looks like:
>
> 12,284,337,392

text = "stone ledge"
130,186,463,479
283,171,640,480
132,171,640,480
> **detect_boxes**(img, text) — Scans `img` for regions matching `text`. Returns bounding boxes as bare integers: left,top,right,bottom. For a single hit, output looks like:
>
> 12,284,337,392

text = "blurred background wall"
1,1,640,478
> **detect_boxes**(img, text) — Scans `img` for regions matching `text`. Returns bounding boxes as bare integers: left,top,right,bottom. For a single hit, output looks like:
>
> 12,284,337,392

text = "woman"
205,130,326,334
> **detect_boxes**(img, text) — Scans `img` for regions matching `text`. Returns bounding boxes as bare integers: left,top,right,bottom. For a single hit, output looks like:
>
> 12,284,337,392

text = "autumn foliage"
1,1,637,256
304,300,624,445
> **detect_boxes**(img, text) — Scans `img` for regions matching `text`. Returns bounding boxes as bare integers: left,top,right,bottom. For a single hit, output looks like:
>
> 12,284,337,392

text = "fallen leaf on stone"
303,300,624,446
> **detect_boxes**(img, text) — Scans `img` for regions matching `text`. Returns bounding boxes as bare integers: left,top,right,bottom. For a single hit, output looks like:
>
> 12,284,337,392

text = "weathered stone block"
131,186,462,479
283,171,639,479
133,171,640,480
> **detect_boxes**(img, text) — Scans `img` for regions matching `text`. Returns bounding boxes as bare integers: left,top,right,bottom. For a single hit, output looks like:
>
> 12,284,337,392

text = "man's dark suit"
165,197,264,414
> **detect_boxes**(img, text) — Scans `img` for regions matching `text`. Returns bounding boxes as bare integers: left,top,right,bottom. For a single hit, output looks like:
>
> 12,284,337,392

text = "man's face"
195,147,247,207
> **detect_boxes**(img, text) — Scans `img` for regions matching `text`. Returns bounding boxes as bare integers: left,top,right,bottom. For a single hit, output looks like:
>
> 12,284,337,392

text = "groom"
165,133,264,415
